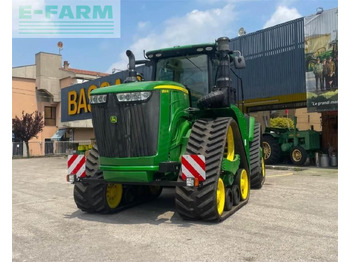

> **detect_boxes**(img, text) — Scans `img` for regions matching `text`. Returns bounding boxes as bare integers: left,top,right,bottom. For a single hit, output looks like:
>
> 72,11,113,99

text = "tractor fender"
248,116,255,142
263,132,280,139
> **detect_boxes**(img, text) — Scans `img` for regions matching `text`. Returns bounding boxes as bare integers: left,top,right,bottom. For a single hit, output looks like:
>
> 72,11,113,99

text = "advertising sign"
61,65,151,122
305,8,338,112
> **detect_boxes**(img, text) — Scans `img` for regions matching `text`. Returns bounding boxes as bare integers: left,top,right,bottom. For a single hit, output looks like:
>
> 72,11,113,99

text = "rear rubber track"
175,117,247,221
250,122,265,189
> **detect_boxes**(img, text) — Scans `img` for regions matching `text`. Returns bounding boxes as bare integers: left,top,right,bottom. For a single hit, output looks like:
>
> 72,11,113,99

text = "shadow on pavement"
63,188,216,227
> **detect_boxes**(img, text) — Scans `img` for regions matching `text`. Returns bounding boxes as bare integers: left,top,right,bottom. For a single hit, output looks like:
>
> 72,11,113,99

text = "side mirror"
234,56,246,69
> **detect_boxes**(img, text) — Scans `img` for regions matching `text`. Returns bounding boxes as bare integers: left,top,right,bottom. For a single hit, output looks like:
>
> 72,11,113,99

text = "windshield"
155,54,209,106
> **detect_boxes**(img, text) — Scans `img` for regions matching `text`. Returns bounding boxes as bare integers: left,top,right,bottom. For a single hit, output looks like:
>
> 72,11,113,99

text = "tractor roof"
146,42,216,59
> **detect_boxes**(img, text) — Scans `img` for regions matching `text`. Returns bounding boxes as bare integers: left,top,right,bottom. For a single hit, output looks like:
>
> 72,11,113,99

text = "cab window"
155,54,209,106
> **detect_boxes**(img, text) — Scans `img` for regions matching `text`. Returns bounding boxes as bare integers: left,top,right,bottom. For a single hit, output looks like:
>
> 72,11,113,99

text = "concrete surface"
12,157,338,262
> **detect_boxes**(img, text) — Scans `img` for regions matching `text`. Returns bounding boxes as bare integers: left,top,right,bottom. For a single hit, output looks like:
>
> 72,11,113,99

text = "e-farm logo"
13,0,120,38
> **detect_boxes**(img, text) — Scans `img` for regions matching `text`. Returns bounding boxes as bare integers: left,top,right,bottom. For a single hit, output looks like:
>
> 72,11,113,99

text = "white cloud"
137,21,151,30
107,4,237,73
263,5,301,29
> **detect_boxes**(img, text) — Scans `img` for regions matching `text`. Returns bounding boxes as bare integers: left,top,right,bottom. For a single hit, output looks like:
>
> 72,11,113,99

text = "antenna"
57,41,63,54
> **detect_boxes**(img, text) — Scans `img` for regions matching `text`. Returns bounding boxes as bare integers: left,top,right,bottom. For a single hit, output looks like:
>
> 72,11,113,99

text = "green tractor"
262,117,321,166
68,37,265,221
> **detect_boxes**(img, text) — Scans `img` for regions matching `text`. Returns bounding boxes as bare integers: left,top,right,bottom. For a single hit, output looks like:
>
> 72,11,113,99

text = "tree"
12,111,44,157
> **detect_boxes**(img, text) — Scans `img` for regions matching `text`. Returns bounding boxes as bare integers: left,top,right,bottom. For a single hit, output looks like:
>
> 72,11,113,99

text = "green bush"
270,117,294,129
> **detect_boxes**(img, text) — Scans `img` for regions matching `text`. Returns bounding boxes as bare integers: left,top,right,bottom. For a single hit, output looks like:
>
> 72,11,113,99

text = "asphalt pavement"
12,156,338,262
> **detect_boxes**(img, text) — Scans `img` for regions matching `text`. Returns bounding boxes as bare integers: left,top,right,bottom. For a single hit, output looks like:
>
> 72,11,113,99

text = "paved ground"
12,157,338,262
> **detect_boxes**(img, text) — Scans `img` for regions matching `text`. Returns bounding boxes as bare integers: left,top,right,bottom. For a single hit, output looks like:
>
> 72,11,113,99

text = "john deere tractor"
262,117,321,166
68,37,265,221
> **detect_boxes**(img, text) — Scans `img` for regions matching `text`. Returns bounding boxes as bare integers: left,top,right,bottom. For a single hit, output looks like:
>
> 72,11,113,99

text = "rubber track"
74,172,113,213
175,117,246,221
74,147,159,214
74,174,160,214
85,144,99,177
250,123,265,189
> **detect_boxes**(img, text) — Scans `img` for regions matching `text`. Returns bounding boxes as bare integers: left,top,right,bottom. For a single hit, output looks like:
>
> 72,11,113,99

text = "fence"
12,140,93,157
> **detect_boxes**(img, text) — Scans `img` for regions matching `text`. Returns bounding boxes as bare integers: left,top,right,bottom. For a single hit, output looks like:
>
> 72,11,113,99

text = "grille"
91,91,160,158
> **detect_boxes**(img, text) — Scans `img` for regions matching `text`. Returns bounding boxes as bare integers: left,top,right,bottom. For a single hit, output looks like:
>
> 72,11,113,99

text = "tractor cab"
146,41,245,107
147,44,215,107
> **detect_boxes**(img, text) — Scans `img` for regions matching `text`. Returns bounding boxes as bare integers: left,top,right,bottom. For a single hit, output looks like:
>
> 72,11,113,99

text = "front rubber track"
74,172,159,214
175,117,235,221
74,171,114,213
85,144,99,177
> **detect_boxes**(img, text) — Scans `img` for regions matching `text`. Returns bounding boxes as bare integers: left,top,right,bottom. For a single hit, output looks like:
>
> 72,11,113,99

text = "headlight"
90,94,107,104
116,91,151,102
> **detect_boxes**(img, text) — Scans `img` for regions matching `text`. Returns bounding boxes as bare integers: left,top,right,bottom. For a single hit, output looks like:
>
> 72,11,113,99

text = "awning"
51,129,67,141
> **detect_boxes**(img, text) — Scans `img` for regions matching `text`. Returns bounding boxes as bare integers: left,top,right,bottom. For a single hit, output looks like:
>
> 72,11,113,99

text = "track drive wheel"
250,123,266,189
262,135,281,165
290,146,307,166
175,117,246,221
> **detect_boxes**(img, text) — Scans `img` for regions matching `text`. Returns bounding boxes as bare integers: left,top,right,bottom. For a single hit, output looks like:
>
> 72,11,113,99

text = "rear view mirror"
234,56,246,69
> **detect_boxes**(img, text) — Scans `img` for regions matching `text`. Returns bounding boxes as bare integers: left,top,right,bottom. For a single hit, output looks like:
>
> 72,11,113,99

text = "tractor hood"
90,80,188,95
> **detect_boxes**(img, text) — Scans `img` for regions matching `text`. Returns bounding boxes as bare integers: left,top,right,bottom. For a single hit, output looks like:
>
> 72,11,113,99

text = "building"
12,52,109,156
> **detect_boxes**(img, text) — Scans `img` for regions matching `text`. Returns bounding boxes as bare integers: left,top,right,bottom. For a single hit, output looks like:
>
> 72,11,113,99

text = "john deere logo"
110,116,117,124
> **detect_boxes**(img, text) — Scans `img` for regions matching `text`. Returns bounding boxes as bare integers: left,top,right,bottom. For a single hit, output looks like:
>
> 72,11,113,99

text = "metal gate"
12,142,23,156
45,139,53,155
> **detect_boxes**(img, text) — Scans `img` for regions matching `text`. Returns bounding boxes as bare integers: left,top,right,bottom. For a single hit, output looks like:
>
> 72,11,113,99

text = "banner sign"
61,66,151,122
305,8,338,112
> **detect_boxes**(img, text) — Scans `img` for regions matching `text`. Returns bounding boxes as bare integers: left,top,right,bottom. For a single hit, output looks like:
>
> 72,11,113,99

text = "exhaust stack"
124,50,138,83
197,37,235,109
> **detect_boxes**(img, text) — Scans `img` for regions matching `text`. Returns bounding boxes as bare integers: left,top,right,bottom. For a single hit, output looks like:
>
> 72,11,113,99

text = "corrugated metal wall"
304,8,338,40
230,18,306,101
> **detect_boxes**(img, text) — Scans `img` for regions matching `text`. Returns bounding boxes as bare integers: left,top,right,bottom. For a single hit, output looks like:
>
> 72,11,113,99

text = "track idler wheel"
232,185,240,206
235,169,249,201
224,187,233,211
106,184,123,209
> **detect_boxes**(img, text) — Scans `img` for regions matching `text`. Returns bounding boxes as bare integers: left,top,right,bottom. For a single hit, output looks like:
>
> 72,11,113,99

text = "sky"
12,0,339,74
